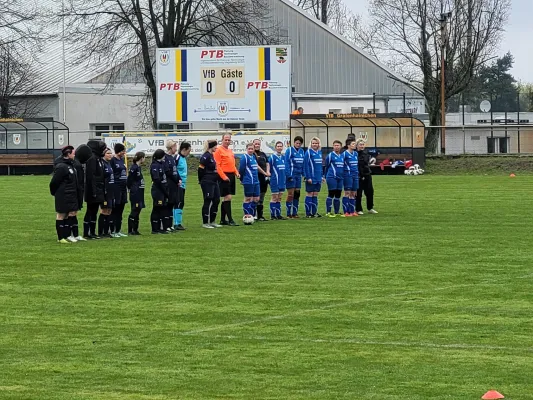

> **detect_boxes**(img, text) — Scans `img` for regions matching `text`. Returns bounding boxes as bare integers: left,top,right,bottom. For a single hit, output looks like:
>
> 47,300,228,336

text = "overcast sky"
344,0,533,83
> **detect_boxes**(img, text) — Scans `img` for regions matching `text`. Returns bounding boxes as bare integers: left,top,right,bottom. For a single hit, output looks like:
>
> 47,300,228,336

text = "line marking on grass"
204,334,533,353
181,283,474,335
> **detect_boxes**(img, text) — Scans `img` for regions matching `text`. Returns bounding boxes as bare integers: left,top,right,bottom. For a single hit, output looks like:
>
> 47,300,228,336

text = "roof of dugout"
290,113,425,128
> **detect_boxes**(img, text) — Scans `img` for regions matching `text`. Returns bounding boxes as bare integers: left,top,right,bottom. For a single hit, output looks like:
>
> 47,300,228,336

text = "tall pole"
62,0,67,123
440,16,446,154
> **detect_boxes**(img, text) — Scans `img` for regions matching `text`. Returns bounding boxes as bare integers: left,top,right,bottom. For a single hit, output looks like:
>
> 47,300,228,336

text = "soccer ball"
243,214,255,225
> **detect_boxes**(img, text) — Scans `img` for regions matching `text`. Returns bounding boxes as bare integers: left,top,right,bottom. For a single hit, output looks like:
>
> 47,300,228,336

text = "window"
367,109,380,113
329,109,342,114
158,123,190,131
220,123,257,130
487,137,509,154
351,107,364,113
90,123,125,137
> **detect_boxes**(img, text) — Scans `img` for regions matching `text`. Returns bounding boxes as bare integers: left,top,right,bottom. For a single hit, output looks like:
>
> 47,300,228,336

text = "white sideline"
181,283,474,336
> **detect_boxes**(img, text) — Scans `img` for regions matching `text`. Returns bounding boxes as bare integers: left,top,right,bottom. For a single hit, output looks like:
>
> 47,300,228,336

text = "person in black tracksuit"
198,140,221,228
127,152,146,235
110,143,129,237
99,148,116,237
163,140,182,233
50,146,79,243
83,140,107,239
253,138,271,221
151,149,169,234
356,139,377,214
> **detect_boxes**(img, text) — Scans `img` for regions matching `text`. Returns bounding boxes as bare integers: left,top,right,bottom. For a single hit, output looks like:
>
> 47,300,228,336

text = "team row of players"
50,136,375,242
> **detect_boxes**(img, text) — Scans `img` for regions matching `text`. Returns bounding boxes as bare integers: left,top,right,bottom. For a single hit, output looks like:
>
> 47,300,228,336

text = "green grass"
1,175,532,399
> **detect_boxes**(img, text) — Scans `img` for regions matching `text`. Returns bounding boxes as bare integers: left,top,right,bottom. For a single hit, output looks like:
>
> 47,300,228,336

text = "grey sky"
345,0,533,83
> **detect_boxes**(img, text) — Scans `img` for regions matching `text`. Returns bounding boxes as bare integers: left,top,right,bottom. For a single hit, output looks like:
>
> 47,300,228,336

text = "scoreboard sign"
156,46,291,123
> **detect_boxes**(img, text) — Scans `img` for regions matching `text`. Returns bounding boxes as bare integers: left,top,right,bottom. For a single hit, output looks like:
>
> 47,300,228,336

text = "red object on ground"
404,160,413,168
481,390,504,399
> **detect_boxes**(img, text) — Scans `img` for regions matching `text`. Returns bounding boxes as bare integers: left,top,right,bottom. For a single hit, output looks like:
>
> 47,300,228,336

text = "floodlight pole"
62,0,67,124
440,12,450,155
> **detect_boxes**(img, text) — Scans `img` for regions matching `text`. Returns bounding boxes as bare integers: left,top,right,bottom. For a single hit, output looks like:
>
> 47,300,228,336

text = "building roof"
25,0,419,96
279,0,418,93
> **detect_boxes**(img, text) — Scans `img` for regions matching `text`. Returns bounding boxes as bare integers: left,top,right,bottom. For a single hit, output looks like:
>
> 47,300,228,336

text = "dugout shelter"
0,118,70,175
290,113,425,173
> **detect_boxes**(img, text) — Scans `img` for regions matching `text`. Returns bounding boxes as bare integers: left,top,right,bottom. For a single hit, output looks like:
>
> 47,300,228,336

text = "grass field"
1,175,532,399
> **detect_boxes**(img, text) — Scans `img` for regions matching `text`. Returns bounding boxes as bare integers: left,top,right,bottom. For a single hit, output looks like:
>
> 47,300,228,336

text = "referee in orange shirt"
214,134,241,226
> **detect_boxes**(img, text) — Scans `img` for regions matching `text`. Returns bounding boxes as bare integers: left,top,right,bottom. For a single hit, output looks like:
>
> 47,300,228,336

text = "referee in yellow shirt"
214,134,240,226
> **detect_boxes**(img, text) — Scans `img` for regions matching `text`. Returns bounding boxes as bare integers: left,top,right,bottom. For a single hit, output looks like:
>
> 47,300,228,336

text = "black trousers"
201,181,220,224
356,175,374,212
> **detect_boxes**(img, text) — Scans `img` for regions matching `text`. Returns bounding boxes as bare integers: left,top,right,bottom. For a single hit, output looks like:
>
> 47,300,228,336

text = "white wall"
293,99,386,114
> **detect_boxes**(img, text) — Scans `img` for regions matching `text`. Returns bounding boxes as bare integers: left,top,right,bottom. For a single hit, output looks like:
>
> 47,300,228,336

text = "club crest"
13,134,21,145
217,101,229,116
159,50,170,66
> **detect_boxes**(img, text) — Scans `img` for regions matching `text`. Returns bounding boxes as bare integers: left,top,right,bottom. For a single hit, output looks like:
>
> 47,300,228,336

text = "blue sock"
326,197,333,213
175,209,183,225
305,196,312,216
342,197,350,214
333,198,341,214
350,198,356,214
313,197,318,215
275,202,280,218
270,202,276,218
286,201,292,217
292,199,299,216
251,202,257,217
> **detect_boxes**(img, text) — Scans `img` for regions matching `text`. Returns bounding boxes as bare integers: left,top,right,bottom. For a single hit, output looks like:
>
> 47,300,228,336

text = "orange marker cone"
482,390,504,399
510,173,516,178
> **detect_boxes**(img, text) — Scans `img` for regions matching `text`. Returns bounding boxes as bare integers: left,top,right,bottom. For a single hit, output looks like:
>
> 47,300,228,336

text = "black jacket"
150,159,169,204
55,156,85,209
85,140,106,203
357,149,372,177
50,157,79,213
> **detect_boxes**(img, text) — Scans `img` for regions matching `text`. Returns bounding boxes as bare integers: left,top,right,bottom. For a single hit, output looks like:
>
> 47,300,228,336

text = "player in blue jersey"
284,136,305,218
303,137,324,218
343,139,359,217
268,141,287,220
324,140,346,217
239,143,261,219
174,142,191,230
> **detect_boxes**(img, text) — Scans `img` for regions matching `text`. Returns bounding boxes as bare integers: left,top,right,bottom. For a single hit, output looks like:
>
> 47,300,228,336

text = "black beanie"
114,143,126,153
75,144,92,164
153,149,165,160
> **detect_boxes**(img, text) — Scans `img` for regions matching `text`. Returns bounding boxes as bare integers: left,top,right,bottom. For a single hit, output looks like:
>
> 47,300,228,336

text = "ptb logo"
247,81,269,89
200,50,224,58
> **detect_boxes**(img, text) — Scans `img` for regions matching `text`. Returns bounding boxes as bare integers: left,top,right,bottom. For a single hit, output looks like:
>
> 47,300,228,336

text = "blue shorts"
270,180,286,193
286,174,302,189
305,182,322,193
326,177,343,191
343,176,359,191
243,183,260,197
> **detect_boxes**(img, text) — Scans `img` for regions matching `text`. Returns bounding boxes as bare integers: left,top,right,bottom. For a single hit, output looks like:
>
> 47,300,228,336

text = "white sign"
480,100,491,112
156,46,291,123
102,132,290,156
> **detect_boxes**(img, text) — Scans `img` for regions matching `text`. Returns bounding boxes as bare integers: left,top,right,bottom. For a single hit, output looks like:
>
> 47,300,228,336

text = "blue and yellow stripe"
258,47,271,121
175,49,188,121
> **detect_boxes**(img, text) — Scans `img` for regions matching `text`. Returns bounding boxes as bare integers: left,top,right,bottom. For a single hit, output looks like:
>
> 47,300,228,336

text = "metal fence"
428,124,533,155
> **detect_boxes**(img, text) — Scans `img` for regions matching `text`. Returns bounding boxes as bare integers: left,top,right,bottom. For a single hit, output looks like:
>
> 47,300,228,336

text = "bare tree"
0,0,46,118
357,0,510,152
294,0,360,39
59,0,277,128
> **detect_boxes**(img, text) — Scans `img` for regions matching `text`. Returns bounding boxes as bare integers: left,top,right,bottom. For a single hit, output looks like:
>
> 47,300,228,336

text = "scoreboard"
156,46,291,123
